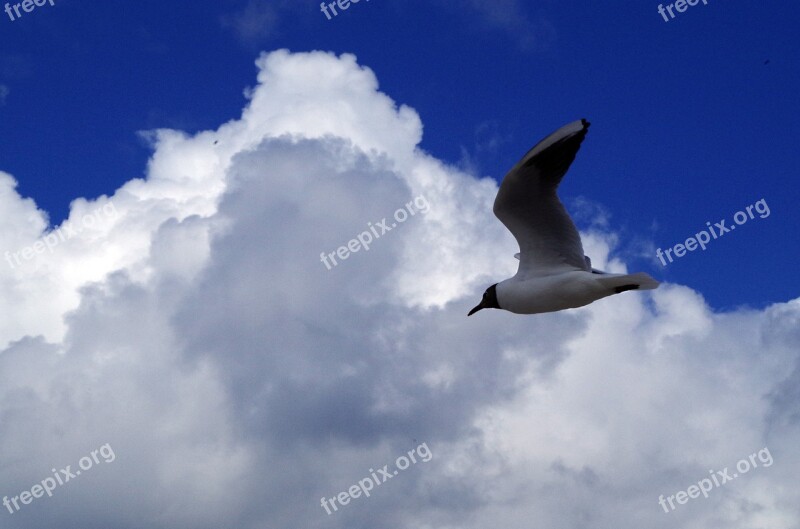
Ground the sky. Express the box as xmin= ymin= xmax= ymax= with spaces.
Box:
xmin=0 ymin=1 xmax=799 ymax=528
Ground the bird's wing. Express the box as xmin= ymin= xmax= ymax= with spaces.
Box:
xmin=493 ymin=119 xmax=590 ymax=278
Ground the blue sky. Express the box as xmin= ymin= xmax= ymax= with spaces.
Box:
xmin=2 ymin=3 xmax=800 ymax=529
xmin=1 ymin=0 xmax=798 ymax=309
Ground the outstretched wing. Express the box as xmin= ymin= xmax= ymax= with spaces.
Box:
xmin=493 ymin=119 xmax=590 ymax=278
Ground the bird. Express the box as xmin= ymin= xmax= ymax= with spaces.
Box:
xmin=468 ymin=119 xmax=659 ymax=316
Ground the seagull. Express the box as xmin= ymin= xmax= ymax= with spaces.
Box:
xmin=468 ymin=119 xmax=659 ymax=316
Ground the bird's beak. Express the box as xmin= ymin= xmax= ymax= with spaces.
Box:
xmin=467 ymin=301 xmax=484 ymax=316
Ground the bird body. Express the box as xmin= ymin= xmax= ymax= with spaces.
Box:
xmin=469 ymin=118 xmax=659 ymax=316
xmin=495 ymin=270 xmax=658 ymax=315
xmin=497 ymin=270 xmax=605 ymax=314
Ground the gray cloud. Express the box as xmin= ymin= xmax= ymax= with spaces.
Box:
xmin=0 ymin=50 xmax=797 ymax=529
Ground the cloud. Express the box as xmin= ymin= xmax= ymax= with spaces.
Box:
xmin=219 ymin=1 xmax=555 ymax=51
xmin=220 ymin=0 xmax=289 ymax=44
xmin=0 ymin=49 xmax=798 ymax=529
xmin=437 ymin=0 xmax=557 ymax=51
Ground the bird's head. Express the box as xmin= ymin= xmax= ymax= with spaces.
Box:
xmin=468 ymin=283 xmax=500 ymax=316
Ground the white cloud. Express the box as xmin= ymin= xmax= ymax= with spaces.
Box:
xmin=0 ymin=50 xmax=798 ymax=529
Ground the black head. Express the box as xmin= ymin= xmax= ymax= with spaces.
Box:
xmin=468 ymin=284 xmax=500 ymax=316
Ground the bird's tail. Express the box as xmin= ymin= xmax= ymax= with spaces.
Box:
xmin=596 ymin=272 xmax=660 ymax=292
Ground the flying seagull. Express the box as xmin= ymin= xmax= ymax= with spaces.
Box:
xmin=468 ymin=119 xmax=659 ymax=316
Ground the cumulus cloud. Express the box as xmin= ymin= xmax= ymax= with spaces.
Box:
xmin=0 ymin=49 xmax=798 ymax=529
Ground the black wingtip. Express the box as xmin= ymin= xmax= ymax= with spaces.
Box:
xmin=581 ymin=118 xmax=591 ymax=129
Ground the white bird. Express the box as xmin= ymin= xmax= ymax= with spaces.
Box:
xmin=468 ymin=119 xmax=659 ymax=316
